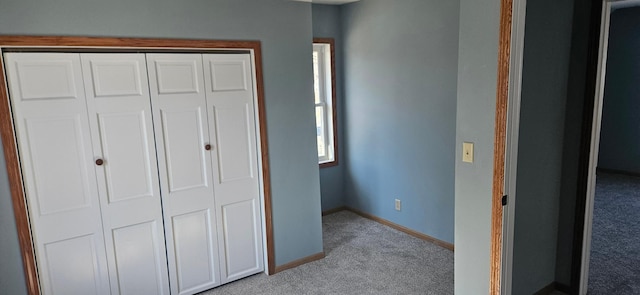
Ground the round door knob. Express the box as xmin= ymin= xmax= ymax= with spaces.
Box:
xmin=205 ymin=144 xmax=212 ymax=151
xmin=95 ymin=159 xmax=104 ymax=166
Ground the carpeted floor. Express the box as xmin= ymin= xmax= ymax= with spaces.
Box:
xmin=199 ymin=210 xmax=453 ymax=295
xmin=588 ymin=172 xmax=640 ymax=294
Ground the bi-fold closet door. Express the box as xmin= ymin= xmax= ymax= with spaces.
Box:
xmin=5 ymin=52 xmax=264 ymax=295
xmin=4 ymin=53 xmax=170 ymax=295
xmin=147 ymin=53 xmax=264 ymax=294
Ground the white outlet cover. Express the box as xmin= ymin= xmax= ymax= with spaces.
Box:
xmin=462 ymin=142 xmax=474 ymax=163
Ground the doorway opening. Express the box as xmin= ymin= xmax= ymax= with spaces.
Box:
xmin=574 ymin=1 xmax=640 ymax=293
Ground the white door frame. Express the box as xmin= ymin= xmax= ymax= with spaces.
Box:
xmin=578 ymin=0 xmax=621 ymax=293
xmin=500 ymin=0 xmax=527 ymax=293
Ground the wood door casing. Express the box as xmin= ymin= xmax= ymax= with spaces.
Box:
xmin=0 ymin=36 xmax=274 ymax=295
xmin=491 ymin=0 xmax=514 ymax=293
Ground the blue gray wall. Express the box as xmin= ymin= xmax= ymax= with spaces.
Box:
xmin=340 ymin=0 xmax=459 ymax=244
xmin=0 ymin=136 xmax=27 ymax=295
xmin=454 ymin=0 xmax=500 ymax=292
xmin=511 ymin=0 xmax=575 ymax=293
xmin=312 ymin=4 xmax=346 ymax=211
xmin=598 ymin=7 xmax=640 ymax=174
xmin=0 ymin=1 xmax=324 ymax=293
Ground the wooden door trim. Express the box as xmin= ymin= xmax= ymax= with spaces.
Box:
xmin=491 ymin=0 xmax=514 ymax=294
xmin=0 ymin=36 xmax=275 ymax=295
xmin=313 ymin=38 xmax=339 ymax=169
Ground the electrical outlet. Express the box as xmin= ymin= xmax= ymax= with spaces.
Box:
xmin=395 ymin=199 xmax=401 ymax=211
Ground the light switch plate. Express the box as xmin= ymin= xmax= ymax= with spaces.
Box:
xmin=463 ymin=142 xmax=474 ymax=163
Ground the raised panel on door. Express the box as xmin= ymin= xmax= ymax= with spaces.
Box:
xmin=220 ymin=200 xmax=261 ymax=279
xmin=147 ymin=53 xmax=222 ymax=294
xmin=24 ymin=116 xmax=93 ymax=215
xmin=3 ymin=53 xmax=110 ymax=295
xmin=172 ymin=210 xmax=217 ymax=293
xmin=211 ymin=104 xmax=254 ymax=183
xmin=203 ymin=54 xmax=264 ymax=283
xmin=81 ymin=54 xmax=169 ymax=295
xmin=160 ymin=108 xmax=208 ymax=193
xmin=96 ymin=111 xmax=154 ymax=203
xmin=111 ymin=221 xmax=166 ymax=295
xmin=44 ymin=235 xmax=105 ymax=295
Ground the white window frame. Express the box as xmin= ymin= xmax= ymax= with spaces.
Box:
xmin=313 ymin=40 xmax=338 ymax=167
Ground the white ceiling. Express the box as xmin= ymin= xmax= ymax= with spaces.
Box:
xmin=292 ymin=0 xmax=360 ymax=5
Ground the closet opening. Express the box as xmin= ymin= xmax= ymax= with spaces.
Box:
xmin=0 ymin=36 xmax=274 ymax=295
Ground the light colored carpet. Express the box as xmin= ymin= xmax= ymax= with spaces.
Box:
xmin=199 ymin=210 xmax=454 ymax=295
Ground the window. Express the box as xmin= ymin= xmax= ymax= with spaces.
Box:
xmin=313 ymin=39 xmax=338 ymax=167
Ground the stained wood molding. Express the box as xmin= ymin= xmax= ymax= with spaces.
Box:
xmin=556 ymin=282 xmax=571 ymax=293
xmin=533 ymin=281 xmax=569 ymax=295
xmin=0 ymin=36 xmax=260 ymax=49
xmin=313 ymin=38 xmax=339 ymax=169
xmin=321 ymin=206 xmax=347 ymax=216
xmin=533 ymin=282 xmax=557 ymax=295
xmin=322 ymin=207 xmax=454 ymax=251
xmin=490 ymin=0 xmax=514 ymax=293
xmin=280 ymin=203 xmax=459 ymax=274
xmin=0 ymin=36 xmax=275 ymax=294
xmin=345 ymin=207 xmax=454 ymax=251
xmin=273 ymin=252 xmax=326 ymax=274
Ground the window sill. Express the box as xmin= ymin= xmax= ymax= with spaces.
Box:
xmin=319 ymin=161 xmax=338 ymax=169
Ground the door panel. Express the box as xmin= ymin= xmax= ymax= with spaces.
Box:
xmin=221 ymin=200 xmax=260 ymax=278
xmin=147 ymin=53 xmax=222 ymax=294
xmin=4 ymin=53 xmax=111 ymax=295
xmin=203 ymin=54 xmax=264 ymax=283
xmin=172 ymin=210 xmax=217 ymax=293
xmin=154 ymin=60 xmax=201 ymax=94
xmin=159 ymin=108 xmax=209 ymax=193
xmin=97 ymin=111 xmax=154 ymax=203
xmin=211 ymin=104 xmax=254 ymax=183
xmin=209 ymin=61 xmax=247 ymax=92
xmin=81 ymin=54 xmax=169 ymax=295
xmin=14 ymin=59 xmax=79 ymax=100
xmin=44 ymin=234 xmax=104 ymax=295
xmin=112 ymin=221 xmax=165 ymax=295
xmin=24 ymin=116 xmax=93 ymax=214
xmin=88 ymin=60 xmax=143 ymax=98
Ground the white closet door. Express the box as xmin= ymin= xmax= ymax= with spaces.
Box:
xmin=146 ymin=53 xmax=222 ymax=295
xmin=4 ymin=53 xmax=111 ymax=295
xmin=81 ymin=54 xmax=170 ymax=295
xmin=203 ymin=54 xmax=264 ymax=283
